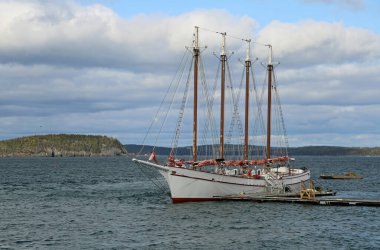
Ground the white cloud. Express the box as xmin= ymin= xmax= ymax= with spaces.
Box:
xmin=277 ymin=62 xmax=380 ymax=106
xmin=0 ymin=1 xmax=379 ymax=147
xmin=303 ymin=0 xmax=365 ymax=10
xmin=0 ymin=2 xmax=257 ymax=70
xmin=256 ymin=20 xmax=380 ymax=66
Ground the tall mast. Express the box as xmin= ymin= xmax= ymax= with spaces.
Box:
xmin=219 ymin=32 xmax=227 ymax=159
xmin=244 ymin=40 xmax=251 ymax=161
xmin=193 ymin=26 xmax=199 ymax=162
xmin=266 ymin=45 xmax=273 ymax=160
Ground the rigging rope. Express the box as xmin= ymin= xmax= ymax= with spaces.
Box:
xmin=170 ymin=56 xmax=193 ymax=155
xmin=200 ymin=56 xmax=220 ymax=159
xmin=249 ymin=64 xmax=265 ymax=159
xmin=199 ymin=54 xmax=218 ymax=159
xmin=154 ymin=52 xmax=192 ymax=150
xmin=225 ymin=59 xmax=244 ymax=159
xmin=137 ymin=50 xmax=191 ymax=155
xmin=197 ymin=26 xmax=252 ymax=44
xmin=137 ymin=27 xmax=289 ymax=162
xmin=252 ymin=65 xmax=268 ymax=159
xmin=197 ymin=26 xmax=271 ymax=49
xmin=135 ymin=161 xmax=169 ymax=194
xmin=272 ymin=69 xmax=289 ymax=156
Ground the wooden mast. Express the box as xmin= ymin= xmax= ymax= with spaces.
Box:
xmin=244 ymin=40 xmax=251 ymax=161
xmin=266 ymin=45 xmax=273 ymax=160
xmin=219 ymin=32 xmax=226 ymax=159
xmin=193 ymin=26 xmax=199 ymax=162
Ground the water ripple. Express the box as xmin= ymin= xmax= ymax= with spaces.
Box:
xmin=0 ymin=156 xmax=379 ymax=249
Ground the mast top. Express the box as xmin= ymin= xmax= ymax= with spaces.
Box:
xmin=220 ymin=32 xmax=227 ymax=56
xmin=245 ymin=39 xmax=251 ymax=62
xmin=266 ymin=44 xmax=273 ymax=65
xmin=193 ymin=26 xmax=199 ymax=50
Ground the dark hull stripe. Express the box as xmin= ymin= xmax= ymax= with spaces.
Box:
xmin=170 ymin=171 xmax=310 ymax=187
xmin=172 ymin=197 xmax=224 ymax=203
xmin=171 ymin=173 xmax=266 ymax=187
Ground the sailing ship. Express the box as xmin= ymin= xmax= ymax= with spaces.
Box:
xmin=133 ymin=26 xmax=310 ymax=203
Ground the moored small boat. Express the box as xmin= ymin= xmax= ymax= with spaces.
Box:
xmin=319 ymin=172 xmax=363 ymax=179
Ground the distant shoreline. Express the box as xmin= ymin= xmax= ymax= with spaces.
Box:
xmin=124 ymin=144 xmax=380 ymax=157
xmin=1 ymin=134 xmax=379 ymax=157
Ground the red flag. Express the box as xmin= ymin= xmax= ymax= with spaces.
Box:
xmin=148 ymin=151 xmax=161 ymax=164
xmin=149 ymin=151 xmax=157 ymax=162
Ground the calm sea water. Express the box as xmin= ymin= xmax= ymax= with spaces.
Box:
xmin=1 ymin=156 xmax=379 ymax=249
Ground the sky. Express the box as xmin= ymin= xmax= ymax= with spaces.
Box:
xmin=0 ymin=0 xmax=380 ymax=147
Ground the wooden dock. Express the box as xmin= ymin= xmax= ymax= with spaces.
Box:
xmin=215 ymin=181 xmax=379 ymax=207
xmin=217 ymin=194 xmax=380 ymax=207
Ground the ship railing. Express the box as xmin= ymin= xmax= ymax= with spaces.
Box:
xmin=264 ymin=172 xmax=284 ymax=194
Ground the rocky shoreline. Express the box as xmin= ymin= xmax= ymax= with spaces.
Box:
xmin=0 ymin=134 xmax=127 ymax=157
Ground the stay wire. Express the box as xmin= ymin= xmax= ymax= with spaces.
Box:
xmin=199 ymin=54 xmax=218 ymax=159
xmin=137 ymin=50 xmax=190 ymax=156
xmin=135 ymin=161 xmax=169 ymax=194
xmin=197 ymin=26 xmax=269 ymax=48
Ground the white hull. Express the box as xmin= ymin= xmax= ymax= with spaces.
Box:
xmin=133 ymin=159 xmax=311 ymax=203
